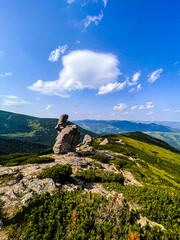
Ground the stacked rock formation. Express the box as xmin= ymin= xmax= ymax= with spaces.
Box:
xmin=53 ymin=114 xmax=80 ymax=154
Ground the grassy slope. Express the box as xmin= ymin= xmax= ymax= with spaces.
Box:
xmin=93 ymin=132 xmax=180 ymax=189
xmin=92 ymin=132 xmax=180 ymax=236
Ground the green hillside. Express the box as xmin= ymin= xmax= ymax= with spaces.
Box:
xmin=0 ymin=110 xmax=97 ymax=154
xmin=0 ymin=137 xmax=48 ymax=155
xmin=146 ymin=132 xmax=180 ymax=151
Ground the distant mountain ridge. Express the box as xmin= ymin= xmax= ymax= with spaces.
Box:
xmin=74 ymin=119 xmax=179 ymax=134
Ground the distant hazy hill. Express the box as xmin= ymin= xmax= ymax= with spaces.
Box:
xmin=74 ymin=119 xmax=179 ymax=134
xmin=74 ymin=119 xmax=180 ymax=150
xmin=0 ymin=110 xmax=97 ymax=154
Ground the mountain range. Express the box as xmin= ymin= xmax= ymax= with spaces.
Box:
xmin=0 ymin=110 xmax=180 ymax=154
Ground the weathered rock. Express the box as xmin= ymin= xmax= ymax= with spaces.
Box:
xmin=21 ymin=192 xmax=33 ymax=205
xmin=77 ymin=145 xmax=95 ymax=156
xmin=53 ymin=124 xmax=80 ymax=154
xmin=83 ymin=134 xmax=93 ymax=146
xmin=55 ymin=114 xmax=69 ymax=132
xmin=99 ymin=138 xmax=109 ymax=145
xmin=7 ymin=180 xmax=17 ymax=186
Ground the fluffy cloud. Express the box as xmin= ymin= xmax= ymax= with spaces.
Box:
xmin=83 ymin=10 xmax=103 ymax=28
xmin=28 ymin=50 xmax=121 ymax=97
xmin=98 ymin=80 xmax=126 ymax=95
xmin=45 ymin=105 xmax=53 ymax=110
xmin=131 ymin=102 xmax=154 ymax=110
xmin=113 ymin=103 xmax=127 ymax=111
xmin=148 ymin=68 xmax=163 ymax=83
xmin=48 ymin=45 xmax=68 ymax=62
xmin=0 ymin=95 xmax=29 ymax=106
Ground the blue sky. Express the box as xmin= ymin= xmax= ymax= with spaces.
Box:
xmin=0 ymin=0 xmax=180 ymax=121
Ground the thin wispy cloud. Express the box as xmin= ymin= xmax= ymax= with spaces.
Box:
xmin=98 ymin=80 xmax=126 ymax=95
xmin=146 ymin=111 xmax=154 ymax=115
xmin=0 ymin=95 xmax=29 ymax=106
xmin=103 ymin=0 xmax=108 ymax=7
xmin=0 ymin=72 xmax=13 ymax=77
xmin=29 ymin=50 xmax=121 ymax=97
xmin=131 ymin=102 xmax=154 ymax=110
xmin=67 ymin=0 xmax=76 ymax=4
xmin=83 ymin=10 xmax=103 ymax=28
xmin=148 ymin=68 xmax=163 ymax=83
xmin=162 ymin=108 xmax=170 ymax=112
xmin=137 ymin=83 xmax=141 ymax=92
xmin=48 ymin=45 xmax=68 ymax=62
xmin=174 ymin=110 xmax=180 ymax=113
xmin=113 ymin=103 xmax=127 ymax=111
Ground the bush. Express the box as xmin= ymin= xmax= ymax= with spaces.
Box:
xmin=0 ymin=153 xmax=54 ymax=166
xmin=37 ymin=164 xmax=72 ymax=183
xmin=76 ymin=169 xmax=124 ymax=184
xmin=88 ymin=154 xmax=110 ymax=163
xmin=8 ymin=190 xmax=167 ymax=240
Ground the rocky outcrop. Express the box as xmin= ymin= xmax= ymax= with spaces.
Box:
xmin=83 ymin=134 xmax=93 ymax=146
xmin=99 ymin=138 xmax=109 ymax=145
xmin=53 ymin=114 xmax=80 ymax=154
xmin=76 ymin=134 xmax=95 ymax=156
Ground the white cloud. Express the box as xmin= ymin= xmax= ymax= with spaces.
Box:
xmin=148 ymin=68 xmax=163 ymax=83
xmin=103 ymin=0 xmax=108 ymax=7
xmin=131 ymin=102 xmax=154 ymax=110
xmin=132 ymin=71 xmax=141 ymax=82
xmin=98 ymin=80 xmax=126 ymax=95
xmin=83 ymin=10 xmax=103 ymax=28
xmin=45 ymin=105 xmax=53 ymax=110
xmin=146 ymin=111 xmax=154 ymax=115
xmin=137 ymin=83 xmax=141 ymax=92
xmin=28 ymin=50 xmax=121 ymax=97
xmin=0 ymin=95 xmax=29 ymax=106
xmin=174 ymin=110 xmax=180 ymax=113
xmin=48 ymin=45 xmax=68 ymax=62
xmin=162 ymin=108 xmax=170 ymax=112
xmin=113 ymin=103 xmax=127 ymax=111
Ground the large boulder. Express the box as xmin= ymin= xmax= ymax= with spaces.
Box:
xmin=53 ymin=117 xmax=80 ymax=154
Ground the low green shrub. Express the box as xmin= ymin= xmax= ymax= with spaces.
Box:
xmin=0 ymin=153 xmax=54 ymax=166
xmin=76 ymin=169 xmax=124 ymax=184
xmin=37 ymin=164 xmax=72 ymax=183
xmin=88 ymin=154 xmax=110 ymax=163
